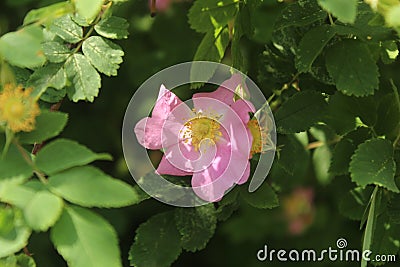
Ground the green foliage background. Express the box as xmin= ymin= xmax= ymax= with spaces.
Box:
xmin=0 ymin=0 xmax=400 ymax=266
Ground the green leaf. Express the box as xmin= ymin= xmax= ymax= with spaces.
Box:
xmin=48 ymin=166 xmax=139 ymax=208
xmin=188 ymin=0 xmax=239 ymax=33
xmin=35 ymin=139 xmax=111 ymax=175
xmin=325 ymin=40 xmax=379 ymax=97
xmin=350 ymin=139 xmax=398 ymax=192
xmin=24 ymin=191 xmax=63 ymax=231
xmin=51 ymin=205 xmax=122 ymax=267
xmin=174 ymin=204 xmax=217 ymax=252
xmin=240 ymin=182 xmax=279 ymax=209
xmin=295 ymin=25 xmax=335 ymax=73
xmin=0 ymin=182 xmax=35 ymax=209
xmin=40 ymin=87 xmax=67 ymax=103
xmin=275 ymin=91 xmax=327 ymax=134
xmin=0 ymin=25 xmax=45 ymax=68
xmin=324 ymin=92 xmax=357 ymax=135
xmin=129 ymin=212 xmax=182 ymax=267
xmin=375 ymin=93 xmax=400 ymax=138
xmin=274 ymin=134 xmax=310 ymax=179
xmin=27 ymin=63 xmax=67 ymax=98
xmin=0 ymin=208 xmax=31 ymax=258
xmin=65 ymin=53 xmax=101 ymax=102
xmin=329 ymin=138 xmax=356 ymax=175
xmin=190 ymin=27 xmax=230 ymax=88
xmin=18 ymin=110 xmax=68 ymax=144
xmin=318 ymin=0 xmax=357 ymax=23
xmin=42 ymin=41 xmax=71 ymax=63
xmin=49 ymin=15 xmax=82 ymax=44
xmin=82 ymin=36 xmax=124 ymax=76
xmin=0 ymin=136 xmax=33 ymax=180
xmin=94 ymin=16 xmax=129 ymax=39
xmin=339 ymin=187 xmax=372 ymax=221
xmin=15 ymin=254 xmax=36 ymax=267
xmin=329 ymin=127 xmax=371 ymax=175
xmin=1 ymin=181 xmax=63 ymax=232
xmin=313 ymin=145 xmax=333 ymax=185
xmin=74 ymin=0 xmax=103 ymax=23
xmin=23 ymin=2 xmax=74 ymax=26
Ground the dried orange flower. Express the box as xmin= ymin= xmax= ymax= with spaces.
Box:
xmin=0 ymin=84 xmax=40 ymax=132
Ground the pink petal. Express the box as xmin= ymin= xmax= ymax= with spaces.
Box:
xmin=236 ymin=161 xmax=250 ymax=185
xmin=152 ymin=84 xmax=183 ymax=121
xmin=134 ymin=117 xmax=164 ymax=150
xmin=230 ymin=99 xmax=255 ymax=124
xmin=192 ymin=73 xmax=247 ymax=108
xmin=191 ymin=142 xmax=250 ymax=202
xmin=156 ymin=154 xmax=192 ymax=176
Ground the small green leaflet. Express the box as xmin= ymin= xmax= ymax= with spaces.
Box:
xmin=0 ymin=253 xmax=37 ymax=267
xmin=318 ymin=0 xmax=358 ymax=23
xmin=188 ymin=0 xmax=239 ymax=33
xmin=0 ymin=25 xmax=45 ymax=68
xmin=35 ymin=138 xmax=111 ymax=175
xmin=129 ymin=212 xmax=182 ymax=267
xmin=74 ymin=0 xmax=103 ymax=23
xmin=42 ymin=41 xmax=71 ymax=63
xmin=325 ymin=40 xmax=379 ymax=97
xmin=23 ymin=2 xmax=74 ymax=26
xmin=17 ymin=110 xmax=68 ymax=144
xmin=240 ymin=182 xmax=279 ymax=209
xmin=82 ymin=36 xmax=124 ymax=76
xmin=48 ymin=166 xmax=140 ymax=208
xmin=174 ymin=205 xmax=217 ymax=252
xmin=51 ymin=206 xmax=122 ymax=267
xmin=49 ymin=15 xmax=82 ymax=44
xmin=295 ymin=24 xmax=336 ymax=73
xmin=350 ymin=139 xmax=398 ymax=192
xmin=1 ymin=182 xmax=64 ymax=232
xmin=27 ymin=63 xmax=67 ymax=98
xmin=24 ymin=190 xmax=63 ymax=232
xmin=94 ymin=16 xmax=129 ymax=39
xmin=0 ymin=208 xmax=31 ymax=258
xmin=65 ymin=53 xmax=101 ymax=102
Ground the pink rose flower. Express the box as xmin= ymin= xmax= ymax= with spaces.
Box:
xmin=134 ymin=74 xmax=256 ymax=201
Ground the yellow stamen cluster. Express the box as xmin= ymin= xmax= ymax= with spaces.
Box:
xmin=247 ymin=118 xmax=266 ymax=158
xmin=181 ymin=113 xmax=222 ymax=151
xmin=0 ymin=84 xmax=40 ymax=132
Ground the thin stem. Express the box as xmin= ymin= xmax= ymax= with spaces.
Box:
xmin=267 ymin=93 xmax=276 ymax=104
xmin=14 ymin=141 xmax=48 ymax=184
xmin=328 ymin=13 xmax=335 ymax=25
xmin=23 ymin=246 xmax=32 ymax=256
xmin=72 ymin=13 xmax=103 ymax=55
xmin=1 ymin=128 xmax=13 ymax=159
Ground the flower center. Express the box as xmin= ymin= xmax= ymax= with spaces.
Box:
xmin=181 ymin=116 xmax=222 ymax=151
xmin=5 ymin=100 xmax=25 ymax=120
xmin=247 ymin=118 xmax=263 ymax=157
xmin=0 ymin=85 xmax=40 ymax=132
